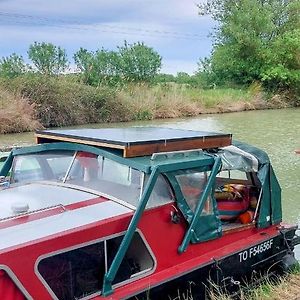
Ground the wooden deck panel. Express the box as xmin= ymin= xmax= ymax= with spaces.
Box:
xmin=35 ymin=128 xmax=232 ymax=158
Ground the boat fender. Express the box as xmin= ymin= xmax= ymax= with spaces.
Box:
xmin=280 ymin=253 xmax=299 ymax=272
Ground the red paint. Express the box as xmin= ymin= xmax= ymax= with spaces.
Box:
xmin=0 ymin=201 xmax=283 ymax=299
xmin=0 ymin=270 xmax=25 ymax=300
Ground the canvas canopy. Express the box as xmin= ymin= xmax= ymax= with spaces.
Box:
xmin=173 ymin=140 xmax=282 ymax=245
xmin=218 ymin=145 xmax=259 ymax=172
xmin=231 ymin=141 xmax=282 ymax=228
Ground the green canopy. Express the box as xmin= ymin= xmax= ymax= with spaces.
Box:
xmin=233 ymin=141 xmax=282 ymax=228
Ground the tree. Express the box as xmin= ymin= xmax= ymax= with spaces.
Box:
xmin=74 ymin=48 xmax=121 ymax=86
xmin=74 ymin=42 xmax=162 ymax=85
xmin=28 ymin=42 xmax=69 ymax=75
xmin=93 ymin=49 xmax=121 ymax=85
xmin=118 ymin=41 xmax=162 ymax=82
xmin=73 ymin=48 xmax=94 ymax=84
xmin=0 ymin=53 xmax=26 ymax=78
xmin=198 ymin=0 xmax=300 ymax=92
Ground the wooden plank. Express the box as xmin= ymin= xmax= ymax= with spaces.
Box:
xmin=223 ymin=223 xmax=255 ymax=235
xmin=35 ymin=134 xmax=125 ymax=150
xmin=123 ymin=136 xmax=232 ymax=157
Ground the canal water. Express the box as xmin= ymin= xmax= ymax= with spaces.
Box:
xmin=1 ymin=108 xmax=299 ymax=255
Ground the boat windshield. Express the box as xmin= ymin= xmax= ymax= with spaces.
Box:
xmin=9 ymin=150 xmax=174 ymax=208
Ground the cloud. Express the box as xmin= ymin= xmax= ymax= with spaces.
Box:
xmin=0 ymin=0 xmax=214 ymax=73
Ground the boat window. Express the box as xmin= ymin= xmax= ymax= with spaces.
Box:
xmin=12 ymin=155 xmax=43 ymax=183
xmin=11 ymin=151 xmax=75 ymax=184
xmin=175 ymin=170 xmax=213 ymax=215
xmin=65 ymin=153 xmax=142 ymax=206
xmin=38 ymin=232 xmax=154 ymax=300
xmin=107 ymin=232 xmax=154 ymax=284
xmin=38 ymin=242 xmax=105 ymax=300
xmin=215 ymin=170 xmax=259 ymax=225
xmin=144 ymin=174 xmax=174 ymax=208
xmin=217 ymin=170 xmax=248 ymax=181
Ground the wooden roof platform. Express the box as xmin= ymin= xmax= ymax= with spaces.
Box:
xmin=35 ymin=127 xmax=232 ymax=158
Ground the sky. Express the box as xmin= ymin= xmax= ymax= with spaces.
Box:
xmin=0 ymin=0 xmax=215 ymax=74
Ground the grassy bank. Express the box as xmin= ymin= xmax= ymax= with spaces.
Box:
xmin=0 ymin=75 xmax=292 ymax=134
xmin=208 ymin=271 xmax=300 ymax=300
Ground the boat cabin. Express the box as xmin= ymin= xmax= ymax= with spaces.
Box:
xmin=0 ymin=127 xmax=298 ymax=300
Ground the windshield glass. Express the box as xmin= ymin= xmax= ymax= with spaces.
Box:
xmin=10 ymin=150 xmax=174 ymax=208
xmin=11 ymin=151 xmax=74 ymax=183
xmin=65 ymin=151 xmax=142 ymax=205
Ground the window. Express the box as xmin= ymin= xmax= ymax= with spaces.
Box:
xmin=145 ymin=174 xmax=174 ymax=208
xmin=217 ymin=170 xmax=248 ymax=181
xmin=107 ymin=233 xmax=154 ymax=284
xmin=10 ymin=150 xmax=174 ymax=210
xmin=39 ymin=242 xmax=104 ymax=300
xmin=65 ymin=153 xmax=143 ymax=206
xmin=12 ymin=156 xmax=43 ymax=183
xmin=11 ymin=151 xmax=74 ymax=184
xmin=38 ymin=232 xmax=154 ymax=300
xmin=175 ymin=170 xmax=213 ymax=215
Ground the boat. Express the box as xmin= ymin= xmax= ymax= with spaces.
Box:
xmin=0 ymin=127 xmax=299 ymax=300
xmin=0 ymin=151 xmax=9 ymax=169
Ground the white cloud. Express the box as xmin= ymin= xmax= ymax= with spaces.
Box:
xmin=0 ymin=0 xmax=214 ymax=73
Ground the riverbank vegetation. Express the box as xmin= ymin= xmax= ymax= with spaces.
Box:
xmin=208 ymin=271 xmax=300 ymax=300
xmin=0 ymin=0 xmax=299 ymax=134
xmin=0 ymin=75 xmax=285 ymax=133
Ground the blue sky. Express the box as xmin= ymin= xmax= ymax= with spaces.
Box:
xmin=0 ymin=0 xmax=215 ymax=74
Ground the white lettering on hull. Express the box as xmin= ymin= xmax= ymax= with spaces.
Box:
xmin=238 ymin=239 xmax=273 ymax=262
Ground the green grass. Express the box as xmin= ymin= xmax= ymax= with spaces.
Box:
xmin=186 ymin=88 xmax=252 ymax=108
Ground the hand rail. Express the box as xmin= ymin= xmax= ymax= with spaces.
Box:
xmin=0 ymin=204 xmax=66 ymax=222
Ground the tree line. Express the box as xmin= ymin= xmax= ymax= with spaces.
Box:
xmin=0 ymin=41 xmax=162 ymax=85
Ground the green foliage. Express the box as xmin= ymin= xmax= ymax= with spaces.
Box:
xmin=153 ymin=73 xmax=176 ymax=84
xmin=153 ymin=72 xmax=212 ymax=89
xmin=28 ymin=42 xmax=69 ymax=75
xmin=261 ymin=29 xmax=300 ymax=98
xmin=0 ymin=53 xmax=26 ymax=78
xmin=74 ymin=48 xmax=121 ymax=86
xmin=198 ymin=0 xmax=300 ymax=97
xmin=74 ymin=41 xmax=162 ymax=86
xmin=73 ymin=47 xmax=93 ymax=83
xmin=118 ymin=41 xmax=162 ymax=82
xmin=2 ymin=74 xmax=118 ymax=127
xmin=175 ymin=72 xmax=191 ymax=84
